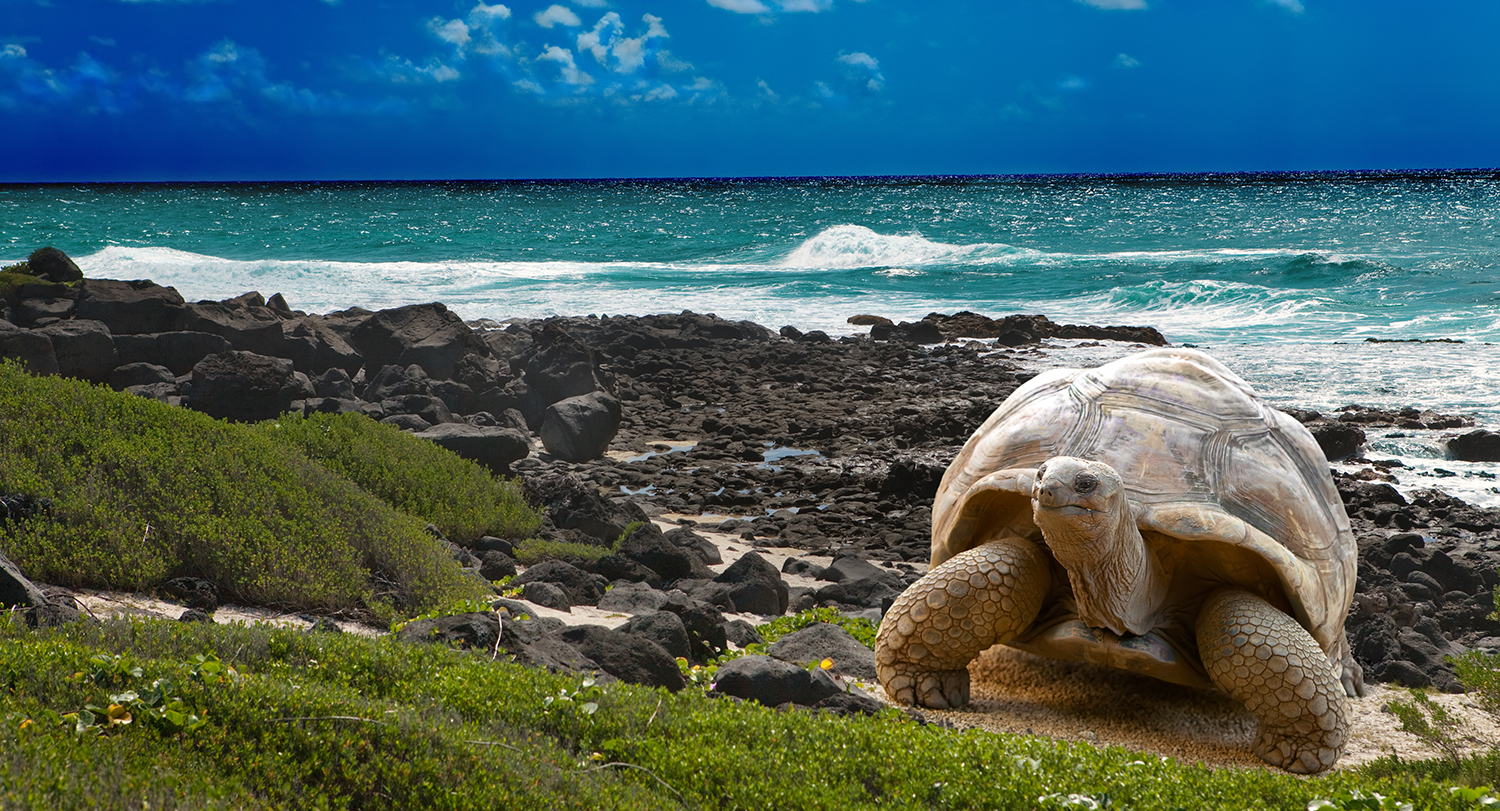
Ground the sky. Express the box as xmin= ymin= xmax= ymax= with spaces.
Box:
xmin=2 ymin=0 xmax=1498 ymax=181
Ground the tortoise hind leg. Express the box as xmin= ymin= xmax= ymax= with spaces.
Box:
xmin=875 ymin=537 xmax=1050 ymax=709
xmin=1196 ymin=589 xmax=1348 ymax=774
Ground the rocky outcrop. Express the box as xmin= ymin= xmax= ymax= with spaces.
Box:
xmin=540 ymin=391 xmax=622 ymax=462
xmin=185 ymin=351 xmax=299 ymax=422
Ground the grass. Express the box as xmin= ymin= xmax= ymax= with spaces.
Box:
xmin=0 ymin=616 xmax=1494 ymax=811
xmin=255 ymin=412 xmax=539 ymax=543
xmin=0 ymin=362 xmax=498 ymax=618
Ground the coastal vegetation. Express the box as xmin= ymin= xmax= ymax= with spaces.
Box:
xmin=4 ymin=615 xmax=1500 ymax=810
xmin=0 ymin=362 xmax=503 ymax=618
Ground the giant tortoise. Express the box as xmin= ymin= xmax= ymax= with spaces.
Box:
xmin=874 ymin=347 xmax=1362 ymax=773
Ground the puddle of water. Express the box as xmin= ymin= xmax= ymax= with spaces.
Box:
xmin=620 ymin=441 xmax=698 ymax=463
xmin=762 ymin=443 xmax=824 ymax=463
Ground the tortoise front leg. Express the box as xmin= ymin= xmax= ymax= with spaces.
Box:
xmin=1196 ymin=589 xmax=1348 ymax=774
xmin=875 ymin=537 xmax=1050 ymax=709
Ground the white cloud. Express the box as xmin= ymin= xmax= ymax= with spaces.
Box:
xmin=1268 ymin=0 xmax=1305 ymax=13
xmin=535 ymin=5 xmax=582 ymax=28
xmin=706 ymin=0 xmax=770 ymax=12
xmin=756 ymin=78 xmax=779 ymax=102
xmin=1113 ymin=53 xmax=1141 ymax=69
xmin=375 ymin=55 xmax=462 ymax=84
xmin=89 ymin=36 xmax=117 ymax=47
xmin=837 ymin=52 xmax=877 ymax=71
xmin=428 ymin=18 xmax=471 ymax=49
xmin=776 ymin=0 xmax=832 ymax=11
xmin=641 ymin=83 xmax=676 ymax=101
xmin=537 ymin=44 xmax=592 ymax=84
xmin=574 ymin=0 xmax=609 ymax=6
xmin=470 ymin=2 xmax=510 ymax=22
xmin=1075 ymin=0 xmax=1147 ymax=9
xmin=1058 ymin=76 xmax=1088 ymax=91
xmin=576 ymin=12 xmax=668 ymax=74
xmin=1 ymin=44 xmax=26 ymax=59
xmin=836 ymin=50 xmax=884 ymax=92
xmin=656 ymin=50 xmax=692 ymax=72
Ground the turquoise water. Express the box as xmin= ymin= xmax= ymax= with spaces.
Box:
xmin=2 ymin=172 xmax=1498 ymax=503
xmin=3 ymin=172 xmax=1497 ymax=344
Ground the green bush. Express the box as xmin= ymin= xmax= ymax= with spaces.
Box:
xmin=257 ymin=412 xmax=539 ymax=543
xmin=513 ymin=537 xmax=614 ymax=565
xmin=0 ymin=616 xmax=1493 ymax=811
xmin=0 ymin=363 xmax=487 ymax=616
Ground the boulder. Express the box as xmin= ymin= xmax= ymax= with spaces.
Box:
xmin=618 ymin=611 xmax=692 ymax=661
xmin=723 ymin=619 xmax=764 ymax=648
xmin=157 ymin=331 xmax=233 ymax=375
xmin=161 ymin=577 xmax=218 ymax=612
xmin=519 ymin=321 xmax=609 ymax=424
xmin=382 ymin=394 xmax=456 ymax=426
xmin=596 ymin=581 xmax=670 ymax=614
xmin=1306 ymin=419 xmax=1366 ymax=461
xmin=414 ymin=423 xmax=530 ymax=473
xmin=75 ymin=279 xmax=186 ymax=334
xmin=478 ymin=551 xmax=518 ymax=582
xmin=1448 ymin=430 xmax=1500 ymax=463
xmin=12 ymin=294 xmax=76 ymax=325
xmin=817 ymin=553 xmax=901 ymax=587
xmin=556 ymin=625 xmax=684 ymax=690
xmin=281 ymin=316 xmax=363 ymax=376
xmin=108 ymin=362 xmax=175 ymax=390
xmin=767 ymin=622 xmax=878 ymax=681
xmin=36 ymin=319 xmax=117 ymax=382
xmin=513 ymin=559 xmax=601 ymax=606
xmin=0 ymin=320 xmax=59 ymax=375
xmin=26 ymin=247 xmax=83 ymax=283
xmin=185 ymin=351 xmax=299 ymax=422
xmin=182 ymin=301 xmax=285 ymax=357
xmin=666 ymin=526 xmax=722 ymax=565
xmin=314 ymin=368 xmax=356 ymax=400
xmin=815 ymin=578 xmax=899 ymax=610
xmin=618 ymin=522 xmax=700 ymax=582
xmin=363 ymin=363 xmax=434 ymax=401
xmin=714 ymin=551 xmax=790 ymax=616
xmin=0 ymin=550 xmax=50 ymax=609
xmin=397 ymin=612 xmax=500 ymax=650
xmin=523 ymin=472 xmax=644 ymax=543
xmin=710 ymin=655 xmax=841 ymax=707
xmin=540 ymin=391 xmax=622 ymax=462
xmin=349 ymin=302 xmax=478 ymax=380
xmin=520 ymin=581 xmax=571 ymax=611
xmin=382 ymin=414 xmax=432 ymax=432
xmin=587 ymin=554 xmax=665 ymax=590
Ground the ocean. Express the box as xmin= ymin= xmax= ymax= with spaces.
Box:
xmin=2 ymin=171 xmax=1497 ymax=505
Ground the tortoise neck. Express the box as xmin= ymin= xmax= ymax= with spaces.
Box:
xmin=1036 ymin=501 xmax=1166 ymax=637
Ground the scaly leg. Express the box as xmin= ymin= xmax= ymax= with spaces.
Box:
xmin=1196 ymin=589 xmax=1348 ymax=774
xmin=875 ymin=537 xmax=1050 ymax=709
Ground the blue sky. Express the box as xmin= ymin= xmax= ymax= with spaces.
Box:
xmin=2 ymin=0 xmax=1497 ymax=180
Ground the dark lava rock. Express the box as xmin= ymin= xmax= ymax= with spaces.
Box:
xmin=350 ymin=302 xmax=480 ymax=381
xmin=711 ymin=655 xmax=841 ymax=707
xmin=619 ymin=522 xmax=700 ymax=582
xmin=619 ymin=610 xmax=692 ymax=661
xmin=812 ymin=691 xmax=885 ymax=717
xmin=0 ymin=320 xmax=59 ymax=375
xmin=715 ymin=552 xmax=790 ymax=616
xmin=186 ymin=351 xmax=298 ymax=422
xmin=723 ymin=619 xmax=765 ymax=648
xmin=513 ymin=559 xmax=601 ymax=606
xmin=0 ymin=550 xmax=49 ymax=609
xmin=587 ymin=554 xmax=665 ymax=590
xmin=596 ymin=581 xmax=670 ymax=614
xmin=162 ymin=577 xmax=218 ymax=612
xmin=27 ymin=246 xmax=83 ymax=284
xmin=397 ymin=612 xmax=500 ymax=650
xmin=524 ymin=472 xmax=643 ymax=543
xmin=76 ymin=278 xmax=186 ymax=335
xmin=183 ymin=300 xmax=285 ymax=358
xmin=1448 ymin=430 xmax=1500 ymax=462
xmin=478 ymin=551 xmax=518 ymax=581
xmin=767 ymin=622 xmax=878 ymax=681
xmin=520 ymin=581 xmax=571 ymax=611
xmin=557 ymin=625 xmax=684 ymax=690
xmin=540 ymin=391 xmax=622 ymax=462
xmin=178 ymin=608 xmax=215 ymax=623
xmin=36 ymin=319 xmax=117 ymax=383
xmin=1305 ymin=419 xmax=1366 ymax=461
xmin=415 ymin=423 xmax=530 ymax=473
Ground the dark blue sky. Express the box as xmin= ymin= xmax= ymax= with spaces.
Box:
xmin=3 ymin=0 xmax=1497 ymax=181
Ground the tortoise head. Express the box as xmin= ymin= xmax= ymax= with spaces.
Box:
xmin=1032 ymin=456 xmax=1126 ymax=524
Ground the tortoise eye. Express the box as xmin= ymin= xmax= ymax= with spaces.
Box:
xmin=1035 ymin=462 xmax=1048 ymax=479
xmin=1074 ymin=472 xmax=1098 ymax=494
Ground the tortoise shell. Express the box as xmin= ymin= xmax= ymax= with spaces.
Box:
xmin=931 ymin=348 xmax=1356 ymax=664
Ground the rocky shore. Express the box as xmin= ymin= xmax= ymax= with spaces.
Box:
xmin=3 ymin=247 xmax=1500 ymax=712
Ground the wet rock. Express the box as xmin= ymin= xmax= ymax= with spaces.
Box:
xmin=1448 ymin=430 xmax=1500 ymax=463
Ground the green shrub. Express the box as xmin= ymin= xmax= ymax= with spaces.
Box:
xmin=513 ymin=537 xmax=613 ymax=565
xmin=756 ymin=607 xmax=879 ymax=649
xmin=0 ymin=363 xmax=486 ymax=616
xmin=257 ymin=412 xmax=540 ymax=543
xmin=1 ymin=616 xmax=1496 ymax=811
